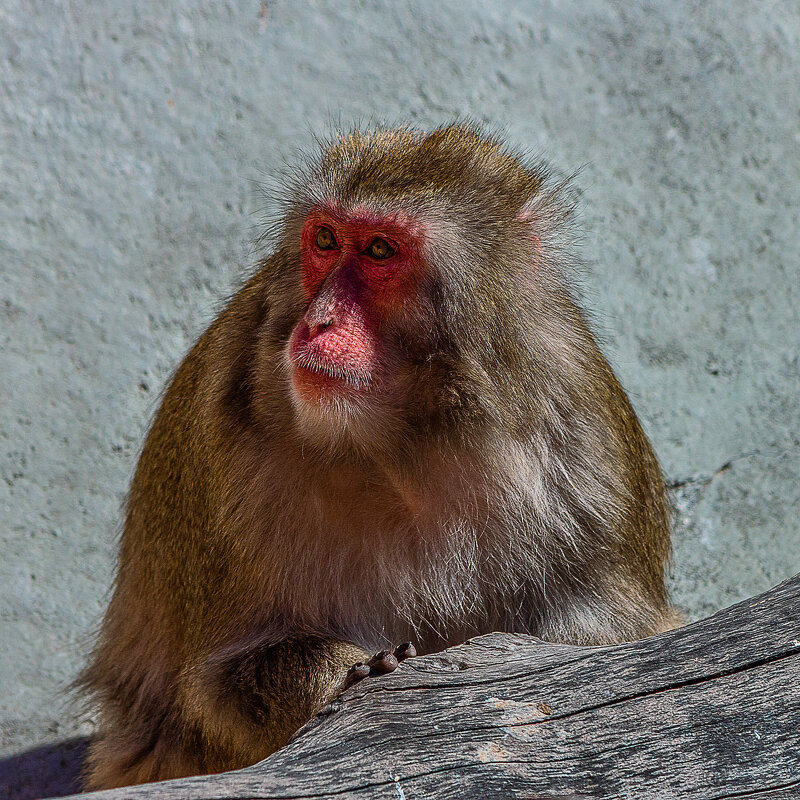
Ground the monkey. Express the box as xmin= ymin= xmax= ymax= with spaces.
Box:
xmin=79 ymin=124 xmax=681 ymax=789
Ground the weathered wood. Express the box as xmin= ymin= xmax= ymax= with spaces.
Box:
xmin=60 ymin=575 xmax=800 ymax=799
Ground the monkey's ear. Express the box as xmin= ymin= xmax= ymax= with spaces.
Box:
xmin=516 ymin=206 xmax=543 ymax=255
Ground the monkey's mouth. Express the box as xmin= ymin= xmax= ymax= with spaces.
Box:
xmin=286 ymin=321 xmax=377 ymax=404
xmin=293 ymin=354 xmax=371 ymax=390
xmin=287 ymin=342 xmax=373 ymax=403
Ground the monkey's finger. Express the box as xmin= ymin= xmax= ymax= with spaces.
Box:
xmin=394 ymin=642 xmax=417 ymax=661
xmin=343 ymin=662 xmax=370 ymax=688
xmin=366 ymin=650 xmax=389 ymax=666
xmin=367 ymin=651 xmax=398 ymax=674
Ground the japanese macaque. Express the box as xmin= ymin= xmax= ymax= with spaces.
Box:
xmin=81 ymin=124 xmax=680 ymax=789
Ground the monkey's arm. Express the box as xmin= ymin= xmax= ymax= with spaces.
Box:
xmin=177 ymin=636 xmax=369 ymax=772
xmin=84 ymin=635 xmax=368 ymax=790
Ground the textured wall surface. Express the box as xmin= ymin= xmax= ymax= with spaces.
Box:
xmin=1 ymin=0 xmax=798 ymax=794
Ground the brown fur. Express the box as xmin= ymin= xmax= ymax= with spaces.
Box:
xmin=80 ymin=124 xmax=679 ymax=789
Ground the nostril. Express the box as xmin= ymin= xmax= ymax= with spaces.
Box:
xmin=308 ymin=317 xmax=335 ymax=339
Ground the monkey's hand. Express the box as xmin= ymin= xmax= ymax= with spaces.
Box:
xmin=342 ymin=642 xmax=416 ymax=689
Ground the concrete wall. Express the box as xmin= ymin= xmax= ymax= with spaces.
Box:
xmin=1 ymin=0 xmax=798 ymax=792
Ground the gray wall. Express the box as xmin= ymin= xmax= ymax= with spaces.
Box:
xmin=1 ymin=0 xmax=798 ymax=788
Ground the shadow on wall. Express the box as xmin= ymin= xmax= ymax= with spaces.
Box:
xmin=0 ymin=737 xmax=87 ymax=800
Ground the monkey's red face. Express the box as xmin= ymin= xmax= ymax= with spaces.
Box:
xmin=287 ymin=207 xmax=426 ymax=409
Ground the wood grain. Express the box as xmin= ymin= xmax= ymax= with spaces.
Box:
xmin=59 ymin=574 xmax=800 ymax=799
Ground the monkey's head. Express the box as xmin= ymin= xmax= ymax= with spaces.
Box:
xmin=262 ymin=125 xmax=576 ymax=453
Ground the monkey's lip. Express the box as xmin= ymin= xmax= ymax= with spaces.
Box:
xmin=291 ymin=355 xmax=372 ymax=394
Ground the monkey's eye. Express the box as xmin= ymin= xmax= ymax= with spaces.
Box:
xmin=315 ymin=227 xmax=338 ymax=250
xmin=366 ymin=238 xmax=395 ymax=260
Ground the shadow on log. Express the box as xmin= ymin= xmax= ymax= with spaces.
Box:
xmin=55 ymin=575 xmax=800 ymax=799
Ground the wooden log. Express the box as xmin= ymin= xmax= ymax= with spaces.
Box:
xmin=60 ymin=574 xmax=800 ymax=799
